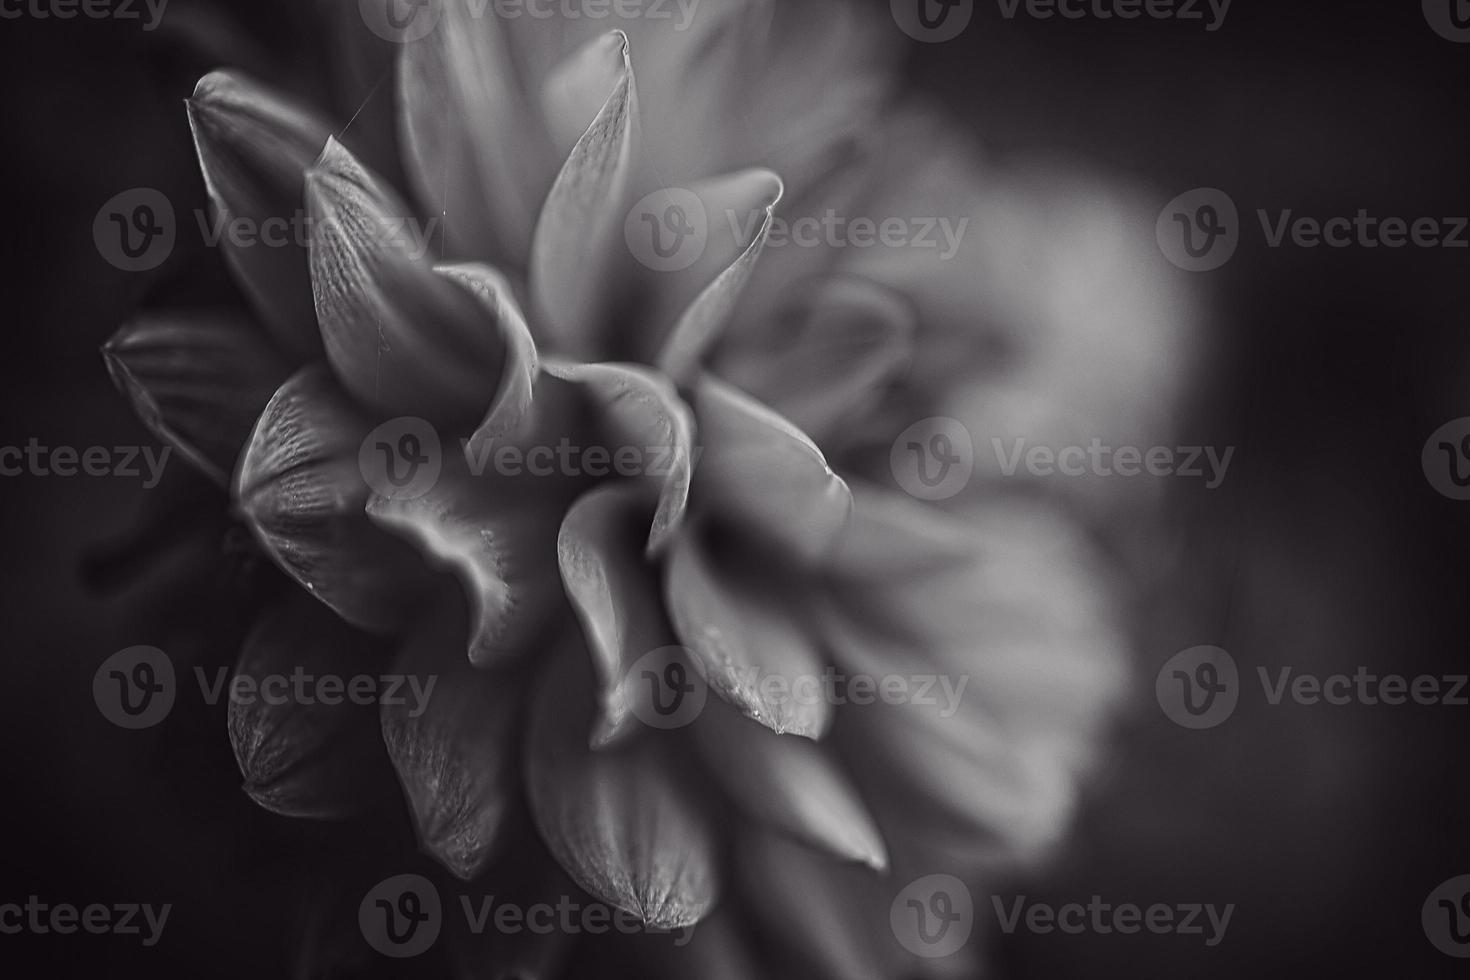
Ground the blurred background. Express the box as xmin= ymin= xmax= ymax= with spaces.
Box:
xmin=1 ymin=0 xmax=1468 ymax=975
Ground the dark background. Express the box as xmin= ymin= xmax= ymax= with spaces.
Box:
xmin=1 ymin=0 xmax=1468 ymax=975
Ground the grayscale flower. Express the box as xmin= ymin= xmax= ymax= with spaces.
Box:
xmin=103 ymin=1 xmax=1185 ymax=975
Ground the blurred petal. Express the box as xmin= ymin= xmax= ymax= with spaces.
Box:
xmin=642 ymin=906 xmax=770 ymax=980
xmin=656 ymin=171 xmax=783 ymax=384
xmin=693 ymin=698 xmax=886 ymax=870
xmin=557 ymin=483 xmax=674 ymax=748
xmin=741 ymin=832 xmax=980 ymax=980
xmin=103 ymin=310 xmax=289 ymax=486
xmin=397 ymin=0 xmax=552 ymax=266
xmin=235 ymin=365 xmax=432 ymax=631
xmin=821 ymin=493 xmax=1127 ymax=860
xmin=715 ymin=277 xmax=916 ymax=447
xmin=544 ymin=360 xmax=693 ymax=555
xmin=305 ymin=137 xmax=504 ymax=423
xmin=382 ymin=594 xmax=524 ymax=880
xmin=530 ymin=31 xmax=639 ymax=358
xmin=664 ymin=532 xmax=830 ymax=739
xmin=228 ymin=591 xmax=394 ymax=818
xmin=525 ymin=646 xmax=719 ymax=929
xmin=187 ymin=70 xmax=333 ymax=358
xmin=827 ymin=481 xmax=981 ymax=578
xmin=692 ymin=375 xmax=851 ymax=564
xmin=366 ymin=462 xmax=564 ymax=668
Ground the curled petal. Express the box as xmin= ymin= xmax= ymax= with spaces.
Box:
xmin=228 ymin=592 xmax=395 ymax=818
xmin=398 ymin=0 xmax=552 ymax=266
xmin=715 ymin=277 xmax=916 ymax=447
xmin=382 ymin=594 xmax=524 ymax=880
xmin=544 ymin=360 xmax=693 ymax=555
xmin=366 ymin=460 xmax=565 ymax=668
xmin=235 ymin=366 xmax=432 ymax=631
xmin=187 ymin=70 xmax=333 ymax=357
xmin=103 ymin=310 xmax=289 ymax=486
xmin=530 ymin=31 xmax=640 ymax=358
xmin=525 ymin=646 xmax=720 ymax=930
xmin=305 ymin=137 xmax=504 ymax=424
xmin=541 ymin=29 xmax=632 ymax=157
xmin=693 ymin=698 xmax=886 ymax=870
xmin=436 ymin=262 xmax=541 ymax=458
xmin=664 ymin=532 xmax=831 ymax=739
xmin=656 ymin=170 xmax=784 ymax=384
xmin=557 ymin=483 xmax=675 ymax=748
xmin=692 ymin=375 xmax=851 ymax=564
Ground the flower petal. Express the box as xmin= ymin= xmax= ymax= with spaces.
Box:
xmin=397 ymin=0 xmax=553 ymax=267
xmin=529 ymin=31 xmax=639 ymax=359
xmin=305 ymin=137 xmax=504 ymax=424
xmin=381 ymin=594 xmax=525 ymax=880
xmin=714 ymin=277 xmax=916 ymax=447
xmin=525 ymin=644 xmax=720 ymax=930
xmin=187 ymin=70 xmax=334 ymax=358
xmin=544 ymin=360 xmax=693 ymax=555
xmin=435 ymin=262 xmax=541 ymax=459
xmin=228 ymin=592 xmax=395 ymax=818
xmin=655 ymin=171 xmax=783 ymax=384
xmin=541 ymin=29 xmax=631 ymax=158
xmin=826 ymin=480 xmax=983 ymax=578
xmin=235 ymin=366 xmax=432 ymax=631
xmin=820 ymin=496 xmax=1128 ymax=861
xmin=693 ymin=698 xmax=886 ymax=870
xmin=741 ymin=832 xmax=981 ymax=980
xmin=557 ymin=483 xmax=675 ymax=748
xmin=103 ymin=310 xmax=289 ymax=486
xmin=664 ymin=531 xmax=831 ymax=739
xmin=366 ymin=457 xmax=566 ymax=668
xmin=692 ymin=375 xmax=851 ymax=564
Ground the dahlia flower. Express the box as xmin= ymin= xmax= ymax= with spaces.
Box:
xmin=101 ymin=1 xmax=1179 ymax=975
